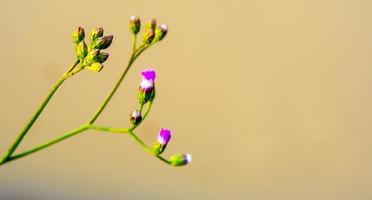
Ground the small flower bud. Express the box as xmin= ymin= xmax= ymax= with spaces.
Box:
xmin=129 ymin=15 xmax=141 ymax=35
xmin=95 ymin=51 xmax=109 ymax=63
xmin=169 ymin=154 xmax=192 ymax=166
xmin=138 ymin=69 xmax=156 ymax=104
xmin=91 ymin=35 xmax=113 ymax=50
xmin=86 ymin=62 xmax=103 ymax=72
xmin=153 ymin=128 xmax=172 ymax=155
xmin=72 ymin=27 xmax=85 ymax=44
xmin=84 ymin=49 xmax=99 ymax=64
xmin=130 ymin=109 xmax=142 ymax=125
xmin=90 ymin=27 xmax=104 ymax=42
xmin=145 ymin=18 xmax=157 ymax=31
xmin=76 ymin=41 xmax=88 ymax=61
xmin=142 ymin=29 xmax=155 ymax=44
xmin=153 ymin=24 xmax=168 ymax=43
xmin=84 ymin=49 xmax=109 ymax=64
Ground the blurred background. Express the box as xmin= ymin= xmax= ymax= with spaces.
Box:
xmin=1 ymin=0 xmax=372 ymax=199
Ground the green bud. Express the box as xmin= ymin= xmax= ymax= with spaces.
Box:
xmin=138 ymin=87 xmax=155 ymax=104
xmin=95 ymin=52 xmax=109 ymax=63
xmin=90 ymin=27 xmax=104 ymax=42
xmin=86 ymin=62 xmax=103 ymax=72
xmin=145 ymin=18 xmax=157 ymax=31
xmin=84 ymin=49 xmax=99 ymax=65
xmin=84 ymin=49 xmax=109 ymax=64
xmin=153 ymin=24 xmax=168 ymax=43
xmin=90 ymin=35 xmax=113 ymax=49
xmin=72 ymin=27 xmax=85 ymax=44
xmin=130 ymin=15 xmax=141 ymax=35
xmin=76 ymin=41 xmax=88 ymax=61
xmin=142 ymin=29 xmax=155 ymax=44
xmin=169 ymin=154 xmax=192 ymax=167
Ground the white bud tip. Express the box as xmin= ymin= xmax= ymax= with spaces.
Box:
xmin=160 ymin=24 xmax=168 ymax=31
xmin=131 ymin=110 xmax=141 ymax=117
xmin=185 ymin=154 xmax=192 ymax=163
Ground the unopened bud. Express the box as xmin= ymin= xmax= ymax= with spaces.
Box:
xmin=130 ymin=109 xmax=142 ymax=125
xmin=169 ymin=154 xmax=192 ymax=166
xmin=130 ymin=15 xmax=141 ymax=35
xmin=145 ymin=18 xmax=157 ymax=31
xmin=72 ymin=27 xmax=85 ymax=44
xmin=142 ymin=29 xmax=155 ymax=44
xmin=138 ymin=69 xmax=156 ymax=104
xmin=76 ymin=41 xmax=88 ymax=61
xmin=84 ymin=49 xmax=109 ymax=64
xmin=153 ymin=24 xmax=168 ymax=43
xmin=153 ymin=128 xmax=171 ymax=155
xmin=90 ymin=27 xmax=104 ymax=42
xmin=91 ymin=35 xmax=113 ymax=50
xmin=95 ymin=52 xmax=109 ymax=63
xmin=86 ymin=62 xmax=103 ymax=72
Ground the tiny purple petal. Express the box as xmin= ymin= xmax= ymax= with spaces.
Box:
xmin=157 ymin=128 xmax=171 ymax=145
xmin=141 ymin=68 xmax=156 ymax=81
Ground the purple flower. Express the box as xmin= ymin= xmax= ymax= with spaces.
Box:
xmin=157 ymin=128 xmax=171 ymax=145
xmin=140 ymin=69 xmax=156 ymax=91
xmin=138 ymin=69 xmax=156 ymax=104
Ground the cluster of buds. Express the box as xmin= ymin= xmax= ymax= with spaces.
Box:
xmin=72 ymin=27 xmax=113 ymax=72
xmin=129 ymin=15 xmax=168 ymax=45
xmin=126 ymin=16 xmax=190 ymax=166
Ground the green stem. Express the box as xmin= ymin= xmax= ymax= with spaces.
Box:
xmin=132 ymin=34 xmax=137 ymax=51
xmin=0 ymin=60 xmax=79 ymax=164
xmin=87 ymin=44 xmax=150 ymax=124
xmin=128 ymin=130 xmax=171 ymax=164
xmin=89 ymin=125 xmax=129 ymax=134
xmin=1 ymin=124 xmax=89 ymax=165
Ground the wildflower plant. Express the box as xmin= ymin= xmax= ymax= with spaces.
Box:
xmin=0 ymin=16 xmax=191 ymax=167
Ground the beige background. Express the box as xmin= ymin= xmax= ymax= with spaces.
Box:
xmin=1 ymin=0 xmax=372 ymax=199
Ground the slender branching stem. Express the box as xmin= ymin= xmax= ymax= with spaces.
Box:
xmin=128 ymin=130 xmax=171 ymax=165
xmin=89 ymin=125 xmax=129 ymax=134
xmin=0 ymin=60 xmax=79 ymax=164
xmin=87 ymin=44 xmax=149 ymax=124
xmin=3 ymin=124 xmax=90 ymax=164
xmin=0 ymin=38 xmax=155 ymax=166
